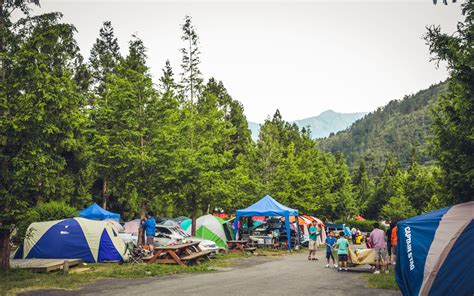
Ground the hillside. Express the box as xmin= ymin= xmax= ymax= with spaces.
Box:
xmin=249 ymin=110 xmax=367 ymax=141
xmin=319 ymin=81 xmax=448 ymax=174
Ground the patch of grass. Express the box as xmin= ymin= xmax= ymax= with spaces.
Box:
xmin=0 ymin=251 xmax=271 ymax=296
xmin=364 ymin=270 xmax=399 ymax=291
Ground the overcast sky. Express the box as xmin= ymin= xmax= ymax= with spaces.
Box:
xmin=31 ymin=1 xmax=463 ymax=122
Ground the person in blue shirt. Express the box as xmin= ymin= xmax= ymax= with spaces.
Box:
xmin=142 ymin=210 xmax=156 ymax=252
xmin=325 ymin=231 xmax=337 ymax=268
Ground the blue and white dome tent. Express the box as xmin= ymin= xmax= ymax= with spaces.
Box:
xmin=395 ymin=201 xmax=473 ymax=296
xmin=14 ymin=217 xmax=127 ymax=263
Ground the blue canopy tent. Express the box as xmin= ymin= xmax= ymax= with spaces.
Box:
xmin=395 ymin=201 xmax=473 ymax=296
xmin=234 ymin=195 xmax=300 ymax=250
xmin=79 ymin=203 xmax=120 ymax=221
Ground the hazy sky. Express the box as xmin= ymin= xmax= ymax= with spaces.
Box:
xmin=31 ymin=1 xmax=463 ymax=122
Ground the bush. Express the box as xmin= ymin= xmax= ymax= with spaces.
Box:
xmin=335 ymin=219 xmax=387 ymax=233
xmin=36 ymin=201 xmax=78 ymax=221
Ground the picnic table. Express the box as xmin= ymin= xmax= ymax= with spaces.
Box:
xmin=227 ymin=240 xmax=256 ymax=253
xmin=145 ymin=241 xmax=211 ymax=266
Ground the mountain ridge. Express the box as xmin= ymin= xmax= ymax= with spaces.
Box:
xmin=249 ymin=110 xmax=368 ymax=140
xmin=318 ymin=81 xmax=448 ymax=173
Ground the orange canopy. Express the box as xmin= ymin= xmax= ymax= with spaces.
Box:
xmin=302 ymin=215 xmax=325 ymax=226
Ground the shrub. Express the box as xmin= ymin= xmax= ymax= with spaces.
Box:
xmin=335 ymin=219 xmax=387 ymax=233
xmin=36 ymin=201 xmax=78 ymax=221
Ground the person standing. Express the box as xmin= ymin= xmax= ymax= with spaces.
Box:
xmin=308 ymin=220 xmax=319 ymax=260
xmin=325 ymin=231 xmax=337 ymax=268
xmin=391 ymin=224 xmax=398 ymax=265
xmin=142 ymin=210 xmax=156 ymax=252
xmin=370 ymin=222 xmax=388 ymax=274
xmin=336 ymin=232 xmax=349 ymax=271
xmin=351 ymin=227 xmax=357 ymax=244
xmin=386 ymin=221 xmax=394 ymax=264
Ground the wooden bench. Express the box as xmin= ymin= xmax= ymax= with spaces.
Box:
xmin=244 ymin=247 xmax=257 ymax=253
xmin=181 ymin=251 xmax=212 ymax=265
xmin=10 ymin=259 xmax=82 ymax=273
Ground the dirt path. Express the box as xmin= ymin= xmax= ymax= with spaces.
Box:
xmin=22 ymin=252 xmax=400 ymax=296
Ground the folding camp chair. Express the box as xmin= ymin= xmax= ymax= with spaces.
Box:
xmin=124 ymin=241 xmax=145 ymax=264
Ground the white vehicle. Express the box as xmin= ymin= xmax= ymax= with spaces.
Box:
xmin=157 ymin=225 xmax=220 ymax=254
xmin=120 ymin=225 xmax=219 ymax=254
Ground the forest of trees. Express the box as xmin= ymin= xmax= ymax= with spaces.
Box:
xmin=0 ymin=0 xmax=472 ymax=270
xmin=319 ymin=81 xmax=447 ymax=174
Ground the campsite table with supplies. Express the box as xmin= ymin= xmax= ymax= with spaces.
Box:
xmin=145 ymin=241 xmax=211 ymax=266
xmin=227 ymin=240 xmax=256 ymax=253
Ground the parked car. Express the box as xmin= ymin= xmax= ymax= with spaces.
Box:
xmin=120 ymin=225 xmax=219 ymax=255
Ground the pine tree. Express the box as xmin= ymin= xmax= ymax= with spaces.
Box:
xmin=424 ymin=1 xmax=474 ymax=203
xmin=352 ymin=159 xmax=374 ymax=214
xmin=89 ymin=21 xmax=121 ymax=95
xmin=180 ymin=15 xmax=203 ymax=102
xmin=0 ymin=11 xmax=85 ymax=270
xmin=159 ymin=59 xmax=176 ymax=97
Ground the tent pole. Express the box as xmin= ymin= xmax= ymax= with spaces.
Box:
xmin=233 ymin=215 xmax=239 ymax=240
xmin=285 ymin=213 xmax=291 ymax=251
xmin=296 ymin=214 xmax=301 ymax=247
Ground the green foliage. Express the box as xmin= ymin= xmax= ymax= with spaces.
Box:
xmin=1 ymin=12 xmax=88 ymax=231
xmin=424 ymin=1 xmax=474 ymax=204
xmin=319 ymin=82 xmax=448 ymax=174
xmin=381 ymin=194 xmax=417 ymax=222
xmin=35 ymin=201 xmax=77 ymax=221
xmin=1 ymin=4 xmax=458 ymax=271
xmin=335 ymin=219 xmax=386 ymax=232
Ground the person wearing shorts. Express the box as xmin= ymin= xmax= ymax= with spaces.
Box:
xmin=391 ymin=225 xmax=398 ymax=265
xmin=142 ymin=210 xmax=156 ymax=252
xmin=336 ymin=232 xmax=349 ymax=271
xmin=370 ymin=222 xmax=388 ymax=274
xmin=308 ymin=221 xmax=319 ymax=260
xmin=325 ymin=231 xmax=337 ymax=268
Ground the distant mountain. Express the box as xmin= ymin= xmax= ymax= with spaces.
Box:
xmin=319 ymin=81 xmax=448 ymax=173
xmin=248 ymin=110 xmax=367 ymax=141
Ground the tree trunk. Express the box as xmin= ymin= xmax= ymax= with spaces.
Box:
xmin=0 ymin=229 xmax=10 ymax=271
xmin=102 ymin=177 xmax=108 ymax=209
xmin=191 ymin=197 xmax=197 ymax=236
xmin=138 ymin=204 xmax=146 ymax=246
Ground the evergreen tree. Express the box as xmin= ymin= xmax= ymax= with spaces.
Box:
xmin=331 ymin=153 xmax=356 ymax=220
xmin=0 ymin=11 xmax=85 ymax=270
xmin=365 ymin=156 xmax=400 ymax=219
xmin=424 ymin=1 xmax=474 ymax=203
xmin=180 ymin=15 xmax=203 ymax=102
xmin=352 ymin=159 xmax=374 ymax=214
xmin=89 ymin=21 xmax=121 ymax=95
xmin=159 ymin=59 xmax=176 ymax=97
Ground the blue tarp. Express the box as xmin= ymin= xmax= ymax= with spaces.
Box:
xmin=344 ymin=226 xmax=351 ymax=237
xmin=395 ymin=201 xmax=473 ymax=296
xmin=234 ymin=195 xmax=299 ymax=250
xmin=79 ymin=203 xmax=120 ymax=221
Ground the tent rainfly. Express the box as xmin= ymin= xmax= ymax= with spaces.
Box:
xmin=234 ymin=195 xmax=300 ymax=250
xmin=395 ymin=201 xmax=473 ymax=296
xmin=181 ymin=214 xmax=233 ymax=248
xmin=14 ymin=218 xmax=127 ymax=263
xmin=79 ymin=203 xmax=120 ymax=221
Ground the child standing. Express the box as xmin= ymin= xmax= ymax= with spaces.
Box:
xmin=336 ymin=231 xmax=349 ymax=271
xmin=325 ymin=231 xmax=337 ymax=268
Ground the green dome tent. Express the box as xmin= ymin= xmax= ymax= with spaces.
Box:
xmin=180 ymin=214 xmax=233 ymax=249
